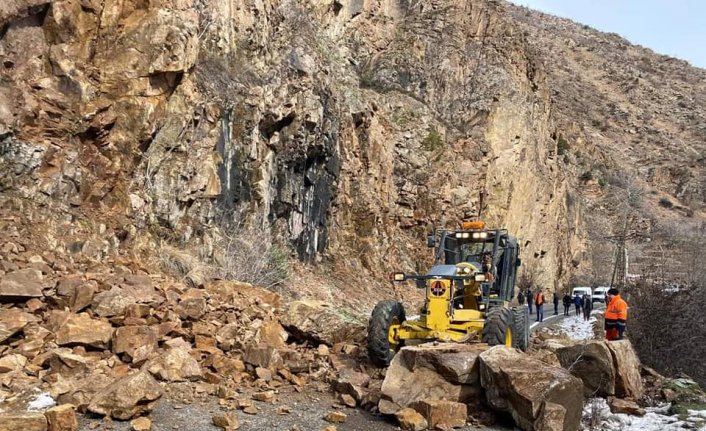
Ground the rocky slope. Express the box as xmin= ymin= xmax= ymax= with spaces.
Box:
xmin=2 ymin=1 xmax=706 ymax=429
xmin=0 ymin=0 xmax=591 ymax=308
xmin=506 ymin=4 xmax=706 ymax=282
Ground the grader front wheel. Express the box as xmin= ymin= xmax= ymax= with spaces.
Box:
xmin=367 ymin=300 xmax=406 ymax=367
xmin=482 ymin=307 xmax=513 ymax=347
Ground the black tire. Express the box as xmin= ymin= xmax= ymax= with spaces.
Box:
xmin=367 ymin=300 xmax=406 ymax=367
xmin=511 ymin=306 xmax=530 ymax=351
xmin=482 ymin=307 xmax=513 ymax=347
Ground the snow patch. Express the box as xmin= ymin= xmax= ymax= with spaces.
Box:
xmin=27 ymin=391 xmax=56 ymax=411
xmin=583 ymin=397 xmax=706 ymax=430
xmin=555 ymin=314 xmax=597 ymax=341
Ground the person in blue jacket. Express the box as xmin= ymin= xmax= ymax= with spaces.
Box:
xmin=573 ymin=294 xmax=582 ymax=316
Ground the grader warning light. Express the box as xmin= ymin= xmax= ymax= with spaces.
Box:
xmin=462 ymin=220 xmax=486 ymax=230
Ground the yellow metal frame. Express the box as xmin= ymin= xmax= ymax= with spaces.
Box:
xmin=388 ymin=275 xmax=491 ymax=343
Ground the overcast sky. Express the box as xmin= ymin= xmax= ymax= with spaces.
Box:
xmin=508 ymin=0 xmax=706 ymax=69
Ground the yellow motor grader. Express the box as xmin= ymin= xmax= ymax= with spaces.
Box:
xmin=368 ymin=220 xmax=529 ymax=366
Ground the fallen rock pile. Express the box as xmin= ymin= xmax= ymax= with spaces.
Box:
xmin=0 ymin=236 xmax=366 ymax=428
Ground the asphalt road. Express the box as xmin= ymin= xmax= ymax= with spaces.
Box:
xmin=529 ymin=302 xmax=605 ymax=332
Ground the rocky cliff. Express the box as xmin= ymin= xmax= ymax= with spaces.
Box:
xmin=1 ymin=0 xmax=703 ymax=308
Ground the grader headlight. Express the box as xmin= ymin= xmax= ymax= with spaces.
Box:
xmin=474 ymin=274 xmax=486 ymax=282
xmin=389 ymin=272 xmax=406 ymax=281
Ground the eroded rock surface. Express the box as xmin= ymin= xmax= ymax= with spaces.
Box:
xmin=479 ymin=346 xmax=584 ymax=431
xmin=379 ymin=343 xmax=485 ymax=413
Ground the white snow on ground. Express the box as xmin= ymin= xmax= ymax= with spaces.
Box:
xmin=582 ymin=398 xmax=706 ymax=431
xmin=26 ymin=391 xmax=56 ymax=411
xmin=555 ymin=312 xmax=599 ymax=341
xmin=549 ymin=313 xmax=706 ymax=430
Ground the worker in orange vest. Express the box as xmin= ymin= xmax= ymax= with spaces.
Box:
xmin=604 ymin=287 xmax=628 ymax=340
xmin=534 ymin=289 xmax=545 ymax=323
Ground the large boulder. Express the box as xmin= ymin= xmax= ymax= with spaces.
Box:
xmin=0 ymin=412 xmax=47 ymax=431
xmin=87 ymin=370 xmax=163 ymax=420
xmin=280 ymin=300 xmax=366 ymax=346
xmin=112 ymin=326 xmax=158 ymax=364
xmin=605 ymin=340 xmax=644 ymax=399
xmin=0 ymin=268 xmax=44 ymax=299
xmin=379 ymin=343 xmax=485 ymax=413
xmin=148 ymin=342 xmax=202 ymax=382
xmin=0 ymin=308 xmax=38 ymax=343
xmin=55 ymin=277 xmax=96 ymax=312
xmin=91 ymin=285 xmax=163 ymax=318
xmin=555 ymin=340 xmax=615 ymax=396
xmin=54 ymin=313 xmax=113 ymax=349
xmin=479 ymin=346 xmax=584 ymax=431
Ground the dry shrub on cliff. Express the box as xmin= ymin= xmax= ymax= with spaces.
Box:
xmin=159 ymin=243 xmax=211 ymax=288
xmin=158 ymin=220 xmax=290 ymax=290
xmin=212 ymin=220 xmax=290 ymax=290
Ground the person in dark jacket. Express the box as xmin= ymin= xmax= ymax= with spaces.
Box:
xmin=573 ymin=294 xmax=582 ymax=316
xmin=526 ymin=289 xmax=533 ymax=314
xmin=517 ymin=290 xmax=525 ymax=307
xmin=582 ymin=294 xmax=593 ymax=321
xmin=552 ymin=292 xmax=559 ymax=315
xmin=562 ymin=293 xmax=572 ymax=316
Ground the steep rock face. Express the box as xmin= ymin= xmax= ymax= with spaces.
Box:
xmin=1 ymin=0 xmax=581 ymax=306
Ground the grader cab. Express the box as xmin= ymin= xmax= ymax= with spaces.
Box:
xmin=367 ymin=220 xmax=529 ymax=367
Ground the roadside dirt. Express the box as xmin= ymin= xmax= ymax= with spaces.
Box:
xmin=78 ymin=387 xmax=510 ymax=431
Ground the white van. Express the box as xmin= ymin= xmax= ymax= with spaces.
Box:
xmin=593 ymin=287 xmax=610 ymax=303
xmin=571 ymin=287 xmax=592 ymax=299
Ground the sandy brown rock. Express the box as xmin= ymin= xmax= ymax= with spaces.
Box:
xmin=608 ymin=397 xmax=646 ymax=416
xmin=44 ymin=404 xmax=78 ymax=431
xmin=394 ymin=407 xmax=428 ymax=431
xmin=280 ymin=300 xmax=366 ymax=346
xmin=0 ymin=268 xmax=43 ymax=298
xmin=0 ymin=353 xmax=28 ymax=372
xmin=113 ymin=326 xmax=158 ymax=364
xmin=147 ymin=345 xmax=202 ymax=382
xmin=411 ymin=399 xmax=467 ymax=429
xmin=87 ymin=370 xmax=163 ymax=420
xmin=605 ymin=340 xmax=644 ymax=399
xmin=479 ymin=346 xmax=583 ymax=431
xmin=243 ymin=344 xmax=283 ymax=369
xmin=212 ymin=414 xmax=239 ymax=430
xmin=0 ymin=308 xmax=38 ymax=343
xmin=555 ymin=340 xmax=615 ymax=396
xmin=177 ymin=288 xmax=207 ymax=320
xmin=55 ymin=313 xmax=113 ymax=349
xmin=324 ymin=411 xmax=347 ymax=423
xmin=0 ymin=412 xmax=47 ymax=431
xmin=379 ymin=343 xmax=485 ymax=413
xmin=130 ymin=417 xmax=152 ymax=431
xmin=55 ymin=278 xmax=96 ymax=312
xmin=332 ymin=367 xmax=370 ymax=402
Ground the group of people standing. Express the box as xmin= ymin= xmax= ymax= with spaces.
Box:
xmin=516 ymin=286 xmax=628 ymax=341
xmin=516 ymin=288 xmax=559 ymax=323
xmin=561 ymin=292 xmax=592 ymax=321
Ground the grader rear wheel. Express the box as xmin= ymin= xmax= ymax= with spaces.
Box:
xmin=482 ymin=307 xmax=513 ymax=347
xmin=367 ymin=300 xmax=406 ymax=367
xmin=511 ymin=306 xmax=530 ymax=351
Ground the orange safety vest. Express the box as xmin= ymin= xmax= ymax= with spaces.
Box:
xmin=604 ymin=294 xmax=628 ymax=330
xmin=534 ymin=291 xmax=544 ymax=306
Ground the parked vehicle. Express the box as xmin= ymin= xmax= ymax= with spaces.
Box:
xmin=593 ymin=286 xmax=610 ymax=303
xmin=571 ymin=287 xmax=592 ymax=298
